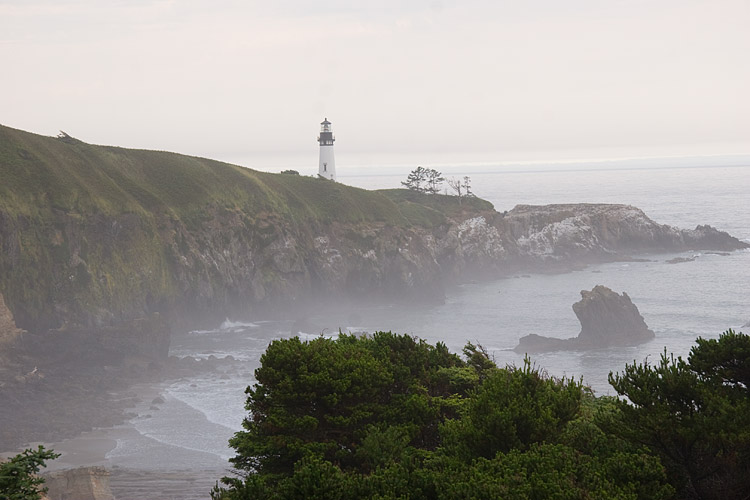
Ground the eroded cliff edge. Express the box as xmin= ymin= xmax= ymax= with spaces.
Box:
xmin=1 ymin=124 xmax=748 ymax=448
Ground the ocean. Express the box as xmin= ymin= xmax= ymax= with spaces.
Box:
xmin=44 ymin=158 xmax=750 ymax=499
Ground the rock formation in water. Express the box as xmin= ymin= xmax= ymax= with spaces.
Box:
xmin=573 ymin=285 xmax=655 ymax=346
xmin=514 ymin=285 xmax=655 ymax=353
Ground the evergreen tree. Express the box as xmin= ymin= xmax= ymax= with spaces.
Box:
xmin=401 ymin=166 xmax=428 ymax=192
xmin=0 ymin=446 xmax=59 ymax=500
xmin=608 ymin=329 xmax=750 ymax=499
xmin=213 ymin=333 xmax=679 ymax=499
xmin=424 ymin=169 xmax=444 ymax=194
xmin=401 ymin=167 xmax=444 ymax=194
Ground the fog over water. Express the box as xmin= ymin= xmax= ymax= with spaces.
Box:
xmin=41 ymin=160 xmax=750 ymax=499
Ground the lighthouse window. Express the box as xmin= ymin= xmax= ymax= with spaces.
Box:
xmin=324 ymin=163 xmax=327 ymax=172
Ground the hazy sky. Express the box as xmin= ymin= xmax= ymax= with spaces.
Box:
xmin=1 ymin=0 xmax=749 ymax=169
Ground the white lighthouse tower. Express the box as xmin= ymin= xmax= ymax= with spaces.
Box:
xmin=317 ymin=117 xmax=336 ymax=181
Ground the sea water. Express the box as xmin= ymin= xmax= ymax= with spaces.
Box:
xmin=103 ymin=159 xmax=750 ymax=497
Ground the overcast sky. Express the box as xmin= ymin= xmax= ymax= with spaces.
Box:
xmin=1 ymin=0 xmax=748 ymax=169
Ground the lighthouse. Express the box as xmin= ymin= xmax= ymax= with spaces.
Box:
xmin=317 ymin=117 xmax=336 ymax=181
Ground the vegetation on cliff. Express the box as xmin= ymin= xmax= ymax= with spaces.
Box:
xmin=213 ymin=329 xmax=748 ymax=500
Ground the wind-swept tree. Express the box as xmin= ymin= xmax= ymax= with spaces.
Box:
xmin=424 ymin=169 xmax=445 ymax=194
xmin=402 ymin=167 xmax=444 ymax=194
xmin=401 ymin=166 xmax=428 ymax=192
xmin=447 ymin=176 xmax=474 ymax=203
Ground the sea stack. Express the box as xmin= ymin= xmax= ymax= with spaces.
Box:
xmin=514 ymin=285 xmax=655 ymax=353
xmin=573 ymin=285 xmax=654 ymax=347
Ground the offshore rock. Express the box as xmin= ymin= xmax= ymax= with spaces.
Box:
xmin=515 ymin=285 xmax=655 ymax=353
xmin=573 ymin=285 xmax=654 ymax=347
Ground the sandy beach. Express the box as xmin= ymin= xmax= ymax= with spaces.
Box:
xmin=2 ymin=380 xmax=235 ymax=500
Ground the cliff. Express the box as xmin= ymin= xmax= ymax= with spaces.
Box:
xmin=0 ymin=293 xmax=23 ymax=346
xmin=2 ymin=126 xmax=747 ymax=341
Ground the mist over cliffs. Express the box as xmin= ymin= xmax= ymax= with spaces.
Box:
xmin=1 ymin=124 xmax=747 ymax=342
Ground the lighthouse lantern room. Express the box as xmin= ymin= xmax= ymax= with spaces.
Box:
xmin=317 ymin=118 xmax=336 ymax=181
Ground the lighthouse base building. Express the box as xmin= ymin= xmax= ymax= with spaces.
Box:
xmin=318 ymin=118 xmax=336 ymax=181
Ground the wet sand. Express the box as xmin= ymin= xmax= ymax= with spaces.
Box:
xmin=31 ymin=424 xmax=232 ymax=499
xmin=2 ymin=381 xmax=236 ymax=500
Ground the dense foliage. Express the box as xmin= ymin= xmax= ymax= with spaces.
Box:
xmin=213 ymin=330 xmax=747 ymax=499
xmin=608 ymin=329 xmax=750 ymax=499
xmin=0 ymin=446 xmax=59 ymax=500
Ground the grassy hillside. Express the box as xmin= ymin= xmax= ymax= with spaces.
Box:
xmin=378 ymin=188 xmax=494 ymax=227
xmin=0 ymin=125 xmax=410 ymax=226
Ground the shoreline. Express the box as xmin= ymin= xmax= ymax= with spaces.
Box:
xmin=2 ymin=379 xmax=235 ymax=500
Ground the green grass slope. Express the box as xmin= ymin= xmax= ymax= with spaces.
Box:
xmin=378 ymin=188 xmax=494 ymax=227
xmin=0 ymin=125 xmax=409 ymax=226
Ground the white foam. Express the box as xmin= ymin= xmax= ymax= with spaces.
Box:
xmin=130 ymin=392 xmax=238 ymax=461
xmin=188 ymin=319 xmax=260 ymax=335
xmin=167 ymin=348 xmax=260 ymax=361
xmin=164 ymin=376 xmax=247 ymax=433
xmin=219 ymin=318 xmax=259 ymax=330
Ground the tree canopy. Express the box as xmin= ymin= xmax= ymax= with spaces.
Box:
xmin=211 ymin=330 xmax=750 ymax=499
xmin=0 ymin=446 xmax=59 ymax=500
xmin=608 ymin=329 xmax=750 ymax=500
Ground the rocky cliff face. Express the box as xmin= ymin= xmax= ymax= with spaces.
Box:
xmin=501 ymin=204 xmax=746 ymax=263
xmin=0 ymin=293 xmax=22 ymax=346
xmin=43 ymin=466 xmax=115 ymax=500
xmin=1 ymin=201 xmax=746 ymax=344
xmin=515 ymin=285 xmax=655 ymax=353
